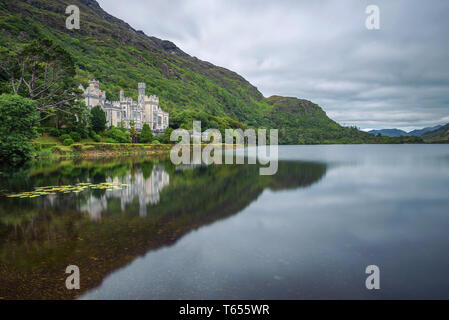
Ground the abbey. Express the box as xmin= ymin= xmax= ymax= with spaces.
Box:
xmin=80 ymin=80 xmax=169 ymax=133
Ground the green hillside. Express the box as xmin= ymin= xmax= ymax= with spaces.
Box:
xmin=422 ymin=123 xmax=449 ymax=143
xmin=0 ymin=0 xmax=422 ymax=144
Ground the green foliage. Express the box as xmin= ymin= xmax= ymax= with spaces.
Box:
xmin=0 ymin=1 xmax=428 ymax=147
xmin=69 ymin=131 xmax=81 ymax=142
xmin=32 ymin=142 xmax=57 ymax=150
xmin=140 ymin=123 xmax=153 ymax=143
xmin=49 ymin=128 xmax=60 ymax=137
xmin=36 ymin=127 xmax=45 ymax=135
xmin=59 ymin=134 xmax=71 ymax=142
xmin=63 ymin=101 xmax=90 ymax=138
xmin=0 ymin=38 xmax=79 ymax=121
xmin=162 ymin=127 xmax=174 ymax=144
xmin=0 ymin=94 xmax=39 ymax=165
xmin=104 ymin=127 xmax=131 ymax=143
xmin=89 ymin=106 xmax=106 ymax=133
xmin=129 ymin=120 xmax=138 ymax=143
xmin=91 ymin=133 xmax=102 ymax=142
xmin=63 ymin=138 xmax=74 ymax=146
xmin=422 ymin=123 xmax=449 ymax=143
xmin=117 ymin=121 xmax=127 ymax=132
xmin=105 ymin=138 xmax=117 ymax=143
xmin=152 ymin=140 xmax=161 ymax=145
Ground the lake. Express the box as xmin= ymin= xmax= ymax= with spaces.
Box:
xmin=1 ymin=145 xmax=449 ymax=299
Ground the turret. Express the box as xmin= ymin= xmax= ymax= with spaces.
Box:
xmin=138 ymin=83 xmax=146 ymax=99
xmin=120 ymin=89 xmax=124 ymax=101
xmin=89 ymin=80 xmax=100 ymax=90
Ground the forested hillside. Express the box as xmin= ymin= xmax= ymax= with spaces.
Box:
xmin=0 ymin=0 xmax=421 ymax=144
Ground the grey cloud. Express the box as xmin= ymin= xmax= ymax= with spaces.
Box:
xmin=98 ymin=0 xmax=449 ymax=130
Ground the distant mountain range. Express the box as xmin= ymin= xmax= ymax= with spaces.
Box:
xmin=369 ymin=125 xmax=443 ymax=137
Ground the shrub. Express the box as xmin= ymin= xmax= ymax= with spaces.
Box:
xmin=60 ymin=128 xmax=71 ymax=135
xmin=105 ymin=138 xmax=117 ymax=143
xmin=0 ymin=94 xmax=39 ymax=165
xmin=152 ymin=140 xmax=161 ymax=145
xmin=73 ymin=125 xmax=89 ymax=139
xmin=49 ymin=128 xmax=60 ymax=137
xmin=69 ymin=131 xmax=81 ymax=142
xmin=63 ymin=138 xmax=74 ymax=146
xmin=60 ymin=134 xmax=71 ymax=142
xmin=104 ymin=127 xmax=131 ymax=143
xmin=92 ymin=133 xmax=102 ymax=142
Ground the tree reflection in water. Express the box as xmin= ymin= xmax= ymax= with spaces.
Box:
xmin=0 ymin=157 xmax=327 ymax=299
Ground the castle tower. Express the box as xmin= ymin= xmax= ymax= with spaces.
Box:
xmin=120 ymin=89 xmax=124 ymax=101
xmin=138 ymin=83 xmax=146 ymax=103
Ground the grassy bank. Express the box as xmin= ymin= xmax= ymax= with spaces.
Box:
xmin=33 ymin=139 xmax=172 ymax=160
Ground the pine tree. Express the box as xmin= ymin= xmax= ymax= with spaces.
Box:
xmin=162 ymin=127 xmax=174 ymax=144
xmin=89 ymin=106 xmax=106 ymax=133
xmin=140 ymin=123 xmax=153 ymax=143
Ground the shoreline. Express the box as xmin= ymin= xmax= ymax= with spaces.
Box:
xmin=32 ymin=143 xmax=242 ymax=160
xmin=33 ymin=143 xmax=173 ymax=160
xmin=32 ymin=141 xmax=448 ymax=160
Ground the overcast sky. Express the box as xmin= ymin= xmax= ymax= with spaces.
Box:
xmin=98 ymin=0 xmax=449 ymax=131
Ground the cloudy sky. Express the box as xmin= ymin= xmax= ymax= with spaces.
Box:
xmin=98 ymin=0 xmax=449 ymax=131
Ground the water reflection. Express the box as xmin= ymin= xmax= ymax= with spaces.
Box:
xmin=0 ymin=156 xmax=327 ymax=299
xmin=80 ymin=165 xmax=170 ymax=220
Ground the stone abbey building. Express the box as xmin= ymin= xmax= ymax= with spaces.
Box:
xmin=81 ymin=80 xmax=169 ymax=133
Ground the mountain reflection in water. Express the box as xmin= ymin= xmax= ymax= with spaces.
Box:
xmin=0 ymin=157 xmax=326 ymax=299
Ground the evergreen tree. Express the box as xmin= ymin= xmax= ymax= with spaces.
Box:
xmin=162 ymin=127 xmax=174 ymax=144
xmin=140 ymin=123 xmax=153 ymax=143
xmin=89 ymin=106 xmax=106 ymax=133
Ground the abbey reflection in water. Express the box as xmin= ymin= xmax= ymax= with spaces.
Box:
xmin=0 ymin=158 xmax=327 ymax=299
xmin=80 ymin=165 xmax=170 ymax=220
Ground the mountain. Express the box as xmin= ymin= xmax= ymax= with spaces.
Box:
xmin=422 ymin=123 xmax=449 ymax=143
xmin=408 ymin=125 xmax=443 ymax=136
xmin=368 ymin=129 xmax=409 ymax=137
xmin=0 ymin=0 xmax=408 ymax=144
xmin=369 ymin=125 xmax=443 ymax=137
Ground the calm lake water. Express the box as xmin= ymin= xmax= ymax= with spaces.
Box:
xmin=1 ymin=145 xmax=449 ymax=299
